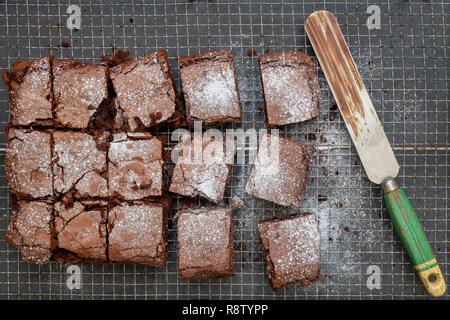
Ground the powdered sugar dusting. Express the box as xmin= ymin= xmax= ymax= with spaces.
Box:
xmin=53 ymin=132 xmax=106 ymax=194
xmin=108 ymin=203 xmax=164 ymax=256
xmin=178 ymin=208 xmax=232 ymax=269
xmin=262 ymin=65 xmax=315 ymax=123
xmin=262 ymin=213 xmax=320 ymax=281
xmin=181 ymin=58 xmax=241 ymax=121
xmin=6 ymin=129 xmax=53 ymax=198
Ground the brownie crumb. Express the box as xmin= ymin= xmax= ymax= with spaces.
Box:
xmin=343 ymin=227 xmax=350 ymax=232
xmin=129 ymin=17 xmax=134 ymax=23
xmin=60 ymin=41 xmax=71 ymax=48
xmin=247 ymin=49 xmax=256 ymax=57
xmin=336 ymin=202 xmax=343 ymax=208
xmin=318 ymin=195 xmax=328 ymax=202
xmin=306 ymin=133 xmax=317 ymax=140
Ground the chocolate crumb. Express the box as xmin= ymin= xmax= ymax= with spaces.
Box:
xmin=129 ymin=17 xmax=134 ymax=23
xmin=318 ymin=195 xmax=328 ymax=202
xmin=247 ymin=49 xmax=257 ymax=57
xmin=343 ymin=227 xmax=350 ymax=232
xmin=60 ymin=41 xmax=71 ymax=48
xmin=336 ymin=202 xmax=343 ymax=208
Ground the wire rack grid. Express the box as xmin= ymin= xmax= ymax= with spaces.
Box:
xmin=0 ymin=0 xmax=448 ymax=300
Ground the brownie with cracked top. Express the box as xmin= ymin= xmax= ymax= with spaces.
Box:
xmin=2 ymin=56 xmax=53 ymax=126
xmin=108 ymin=202 xmax=168 ymax=266
xmin=245 ymin=133 xmax=313 ymax=209
xmin=169 ymin=132 xmax=235 ymax=203
xmin=6 ymin=128 xmax=53 ymax=199
xmin=178 ymin=207 xmax=234 ymax=279
xmin=53 ymin=60 xmax=109 ymax=129
xmin=108 ymin=132 xmax=163 ymax=200
xmin=258 ymin=213 xmax=321 ymax=290
xmin=5 ymin=200 xmax=54 ymax=264
xmin=259 ymin=51 xmax=321 ymax=126
xmin=53 ymin=131 xmax=107 ymax=198
xmin=179 ymin=50 xmax=241 ymax=124
xmin=53 ymin=200 xmax=108 ymax=263
xmin=110 ymin=50 xmax=182 ymax=131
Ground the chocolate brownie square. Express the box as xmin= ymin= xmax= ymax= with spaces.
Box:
xmin=53 ymin=200 xmax=107 ymax=263
xmin=258 ymin=213 xmax=321 ymax=290
xmin=108 ymin=132 xmax=163 ymax=200
xmin=53 ymin=131 xmax=107 ymax=197
xmin=245 ymin=133 xmax=313 ymax=209
xmin=179 ymin=50 xmax=241 ymax=124
xmin=178 ymin=207 xmax=234 ymax=279
xmin=169 ymin=133 xmax=235 ymax=203
xmin=2 ymin=56 xmax=53 ymax=126
xmin=5 ymin=200 xmax=54 ymax=264
xmin=110 ymin=50 xmax=181 ymax=131
xmin=259 ymin=51 xmax=321 ymax=126
xmin=6 ymin=128 xmax=53 ymax=199
xmin=108 ymin=202 xmax=168 ymax=266
xmin=53 ymin=60 xmax=109 ymax=129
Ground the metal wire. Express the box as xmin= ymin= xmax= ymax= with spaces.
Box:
xmin=0 ymin=0 xmax=448 ymax=300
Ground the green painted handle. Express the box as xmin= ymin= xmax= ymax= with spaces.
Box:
xmin=384 ymin=187 xmax=446 ymax=297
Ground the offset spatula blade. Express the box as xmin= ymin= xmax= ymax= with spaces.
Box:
xmin=305 ymin=10 xmax=398 ymax=184
xmin=305 ymin=10 xmax=446 ymax=297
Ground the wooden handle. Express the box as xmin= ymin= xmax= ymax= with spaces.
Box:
xmin=384 ymin=187 xmax=446 ymax=297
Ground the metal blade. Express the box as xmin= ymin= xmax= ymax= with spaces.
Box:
xmin=305 ymin=11 xmax=399 ymax=184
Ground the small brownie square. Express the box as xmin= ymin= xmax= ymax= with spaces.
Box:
xmin=169 ymin=133 xmax=235 ymax=203
xmin=259 ymin=51 xmax=321 ymax=126
xmin=258 ymin=213 xmax=321 ymax=290
xmin=178 ymin=207 xmax=234 ymax=279
xmin=53 ymin=60 xmax=109 ymax=129
xmin=6 ymin=128 xmax=53 ymax=199
xmin=53 ymin=131 xmax=107 ymax=197
xmin=53 ymin=200 xmax=108 ymax=263
xmin=108 ymin=202 xmax=168 ymax=266
xmin=179 ymin=50 xmax=241 ymax=124
xmin=110 ymin=50 xmax=179 ymax=131
xmin=5 ymin=200 xmax=54 ymax=264
xmin=2 ymin=56 xmax=53 ymax=126
xmin=245 ymin=133 xmax=313 ymax=208
xmin=108 ymin=132 xmax=163 ymax=200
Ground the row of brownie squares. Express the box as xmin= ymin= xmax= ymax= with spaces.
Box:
xmin=2 ymin=49 xmax=321 ymax=130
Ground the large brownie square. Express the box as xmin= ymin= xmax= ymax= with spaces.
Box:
xmin=259 ymin=51 xmax=321 ymax=126
xmin=53 ymin=60 xmax=109 ymax=129
xmin=108 ymin=133 xmax=163 ymax=200
xmin=178 ymin=207 xmax=234 ymax=279
xmin=258 ymin=213 xmax=321 ymax=290
xmin=179 ymin=50 xmax=241 ymax=124
xmin=5 ymin=200 xmax=54 ymax=264
xmin=53 ymin=131 xmax=108 ymax=197
xmin=6 ymin=128 xmax=53 ymax=199
xmin=108 ymin=202 xmax=168 ymax=266
xmin=169 ymin=133 xmax=235 ymax=203
xmin=245 ymin=133 xmax=313 ymax=209
xmin=110 ymin=50 xmax=179 ymax=131
xmin=54 ymin=200 xmax=108 ymax=263
xmin=2 ymin=56 xmax=53 ymax=126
